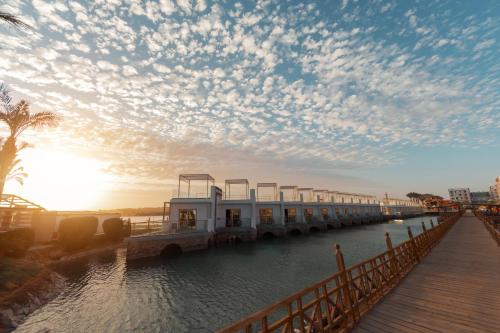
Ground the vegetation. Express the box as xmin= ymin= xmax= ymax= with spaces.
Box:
xmin=102 ymin=218 xmax=125 ymax=241
xmin=0 ymin=84 xmax=58 ymax=195
xmin=0 ymin=10 xmax=31 ymax=30
xmin=58 ymin=217 xmax=98 ymax=251
xmin=406 ymin=192 xmax=443 ymax=201
xmin=0 ymin=227 xmax=34 ymax=257
xmin=0 ymin=257 xmax=40 ymax=293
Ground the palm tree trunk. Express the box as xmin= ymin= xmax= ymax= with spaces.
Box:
xmin=0 ymin=177 xmax=5 ymax=196
xmin=0 ymin=136 xmax=18 ymax=196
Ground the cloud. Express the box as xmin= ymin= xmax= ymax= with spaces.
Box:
xmin=474 ymin=39 xmax=495 ymax=52
xmin=0 ymin=0 xmax=498 ymax=201
xmin=176 ymin=0 xmax=192 ymax=15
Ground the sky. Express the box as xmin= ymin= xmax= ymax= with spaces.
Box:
xmin=0 ymin=0 xmax=499 ymax=210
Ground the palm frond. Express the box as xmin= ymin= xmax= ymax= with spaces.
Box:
xmin=0 ymin=83 xmax=12 ymax=110
xmin=17 ymin=141 xmax=31 ymax=151
xmin=28 ymin=111 xmax=59 ymax=128
xmin=0 ymin=10 xmax=32 ymax=30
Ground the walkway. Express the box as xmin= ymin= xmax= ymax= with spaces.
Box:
xmin=352 ymin=212 xmax=500 ymax=333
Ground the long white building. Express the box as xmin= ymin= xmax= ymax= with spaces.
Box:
xmin=166 ymin=174 xmax=423 ymax=238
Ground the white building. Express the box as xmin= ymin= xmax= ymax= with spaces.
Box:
xmin=448 ymin=188 xmax=471 ymax=203
xmin=489 ymin=176 xmax=500 ymax=202
xmin=166 ymin=174 xmax=423 ymax=236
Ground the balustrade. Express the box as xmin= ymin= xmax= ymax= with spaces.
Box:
xmin=218 ymin=212 xmax=462 ymax=333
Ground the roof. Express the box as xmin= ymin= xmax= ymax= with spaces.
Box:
xmin=179 ymin=174 xmax=215 ymax=181
xmin=257 ymin=183 xmax=277 ymax=187
xmin=225 ymin=179 xmax=249 ymax=185
xmin=0 ymin=194 xmax=45 ymax=211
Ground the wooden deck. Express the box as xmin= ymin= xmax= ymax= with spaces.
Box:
xmin=352 ymin=212 xmax=500 ymax=333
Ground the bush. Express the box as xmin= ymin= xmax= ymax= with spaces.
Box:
xmin=0 ymin=227 xmax=35 ymax=258
xmin=58 ymin=217 xmax=98 ymax=251
xmin=102 ymin=218 xmax=124 ymax=241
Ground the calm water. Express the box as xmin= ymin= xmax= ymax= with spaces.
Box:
xmin=15 ymin=216 xmax=436 ymax=333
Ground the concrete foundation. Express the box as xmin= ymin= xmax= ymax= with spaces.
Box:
xmin=257 ymin=224 xmax=287 ymax=239
xmin=214 ymin=227 xmax=257 ymax=244
xmin=126 ymin=231 xmax=214 ymax=260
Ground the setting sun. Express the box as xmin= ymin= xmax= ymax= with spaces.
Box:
xmin=4 ymin=148 xmax=111 ymax=211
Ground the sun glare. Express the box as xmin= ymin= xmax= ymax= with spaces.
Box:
xmin=4 ymin=148 xmax=111 ymax=211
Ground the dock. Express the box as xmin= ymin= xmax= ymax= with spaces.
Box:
xmin=217 ymin=210 xmax=500 ymax=333
xmin=352 ymin=212 xmax=500 ymax=333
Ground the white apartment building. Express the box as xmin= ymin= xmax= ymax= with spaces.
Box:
xmin=448 ymin=188 xmax=471 ymax=203
xmin=489 ymin=176 xmax=500 ymax=201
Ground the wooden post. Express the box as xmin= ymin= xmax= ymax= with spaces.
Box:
xmin=407 ymin=227 xmax=420 ymax=262
xmin=147 ymin=217 xmax=151 ymax=231
xmin=421 ymin=221 xmax=427 ymax=232
xmin=385 ymin=232 xmax=400 ymax=280
xmin=335 ymin=244 xmax=356 ymax=325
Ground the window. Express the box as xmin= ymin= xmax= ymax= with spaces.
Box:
xmin=304 ymin=208 xmax=313 ymax=222
xmin=344 ymin=208 xmax=349 ymax=215
xmin=226 ymin=208 xmax=241 ymax=227
xmin=285 ymin=208 xmax=296 ymax=223
xmin=335 ymin=207 xmax=340 ymax=216
xmin=321 ymin=208 xmax=329 ymax=221
xmin=179 ymin=209 xmax=197 ymax=230
xmin=259 ymin=208 xmax=273 ymax=224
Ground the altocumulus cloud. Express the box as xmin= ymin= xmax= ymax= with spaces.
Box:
xmin=0 ymin=0 xmax=499 ymax=184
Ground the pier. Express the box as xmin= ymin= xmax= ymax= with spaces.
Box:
xmin=352 ymin=212 xmax=500 ymax=332
xmin=218 ymin=210 xmax=500 ymax=333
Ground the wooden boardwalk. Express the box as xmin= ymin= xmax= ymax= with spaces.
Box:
xmin=352 ymin=212 xmax=500 ymax=333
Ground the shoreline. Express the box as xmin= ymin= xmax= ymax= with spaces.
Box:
xmin=0 ymin=268 xmax=65 ymax=332
xmin=0 ymin=242 xmax=123 ymax=332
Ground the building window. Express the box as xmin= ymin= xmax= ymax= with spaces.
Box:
xmin=259 ymin=208 xmax=273 ymax=224
xmin=304 ymin=208 xmax=313 ymax=223
xmin=225 ymin=208 xmax=241 ymax=227
xmin=344 ymin=208 xmax=349 ymax=215
xmin=284 ymin=208 xmax=296 ymax=223
xmin=321 ymin=208 xmax=329 ymax=221
xmin=179 ymin=209 xmax=197 ymax=230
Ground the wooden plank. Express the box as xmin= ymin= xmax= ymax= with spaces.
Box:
xmin=378 ymin=295 xmax=500 ymax=331
xmin=369 ymin=301 xmax=492 ymax=333
xmin=354 ymin=213 xmax=500 ymax=333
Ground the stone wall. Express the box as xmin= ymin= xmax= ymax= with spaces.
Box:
xmin=126 ymin=232 xmax=214 ymax=260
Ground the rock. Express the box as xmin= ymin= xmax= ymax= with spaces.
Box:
xmin=4 ymin=282 xmax=18 ymax=291
xmin=0 ymin=308 xmax=15 ymax=328
xmin=0 ymin=270 xmax=66 ymax=332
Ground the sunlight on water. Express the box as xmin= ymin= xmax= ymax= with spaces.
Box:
xmin=15 ymin=217 xmax=437 ymax=333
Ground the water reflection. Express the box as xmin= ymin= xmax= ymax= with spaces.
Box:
xmin=15 ymin=216 xmax=437 ymax=333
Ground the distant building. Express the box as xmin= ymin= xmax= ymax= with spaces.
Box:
xmin=448 ymin=188 xmax=471 ymax=203
xmin=489 ymin=177 xmax=500 ymax=202
xmin=470 ymin=191 xmax=490 ymax=204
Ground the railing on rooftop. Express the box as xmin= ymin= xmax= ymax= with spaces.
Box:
xmin=218 ymin=212 xmax=462 ymax=333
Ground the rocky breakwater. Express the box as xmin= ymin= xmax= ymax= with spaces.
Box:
xmin=0 ymin=269 xmax=65 ymax=332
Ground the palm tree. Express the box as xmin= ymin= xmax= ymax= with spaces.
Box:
xmin=0 ymin=84 xmax=58 ymax=195
xmin=0 ymin=10 xmax=31 ymax=30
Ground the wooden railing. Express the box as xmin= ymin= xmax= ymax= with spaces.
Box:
xmin=475 ymin=211 xmax=500 ymax=246
xmin=218 ymin=212 xmax=462 ymax=333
